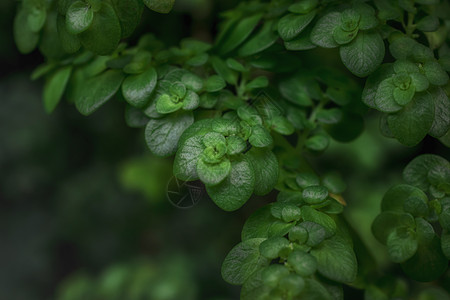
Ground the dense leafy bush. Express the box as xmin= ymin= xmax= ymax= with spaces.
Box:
xmin=12 ymin=0 xmax=450 ymax=299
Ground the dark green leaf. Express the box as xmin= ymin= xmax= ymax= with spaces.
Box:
xmin=142 ymin=0 xmax=175 ymax=14
xmin=173 ymin=135 xmax=204 ymax=181
xmin=310 ymin=236 xmax=357 ymax=283
xmin=221 ymin=238 xmax=269 ymax=285
xmin=122 ymin=67 xmax=157 ymax=108
xmin=75 ymin=70 xmax=124 ymax=116
xmin=247 ymin=148 xmax=279 ymax=196
xmin=259 ymin=236 xmax=290 ymax=259
xmin=14 ymin=8 xmax=39 ymax=54
xmin=429 ymin=87 xmax=450 ymax=138
xmin=310 ymin=12 xmax=341 ymax=48
xmin=242 ymin=205 xmax=278 ymax=241
xmin=339 ymin=31 xmax=385 ymax=77
xmin=145 ymin=111 xmax=194 ymax=157
xmin=238 ymin=20 xmax=278 ymax=57
xmin=43 ymin=66 xmax=72 ymax=113
xmin=387 ymin=92 xmax=435 ymax=146
xmin=79 ymin=3 xmax=121 ymax=55
xmin=288 ymin=250 xmax=317 ymax=277
xmin=278 ymin=11 xmax=316 ymax=41
xmin=386 ymin=227 xmax=418 ymax=263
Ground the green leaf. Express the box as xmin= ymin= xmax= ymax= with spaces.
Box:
xmin=240 ymin=268 xmax=271 ymax=300
xmin=374 ymin=78 xmax=403 ymax=112
xmin=401 ymin=236 xmax=447 ymax=282
xmin=27 ymin=1 xmax=47 ymax=32
xmin=442 ymin=231 xmax=450 ymax=260
xmin=305 ymin=134 xmax=330 ymax=151
xmin=310 ymin=236 xmax=357 ymax=283
xmin=310 ymin=12 xmax=341 ymax=48
xmin=14 ymin=8 xmax=39 ymax=54
xmin=289 ymin=225 xmax=308 ymax=244
xmin=416 ymin=15 xmax=439 ymax=32
xmin=332 ymin=27 xmax=358 ymax=45
xmin=429 ymin=90 xmax=449 ymax=137
xmin=387 ymin=92 xmax=435 ymax=146
xmin=43 ymin=66 xmax=72 ymax=114
xmin=278 ymin=11 xmax=316 ymax=41
xmin=299 ymin=279 xmax=333 ymax=300
xmin=246 ymin=76 xmax=269 ymax=90
xmin=222 ymin=238 xmax=269 ymax=285
xmin=279 ymin=274 xmax=306 ymax=296
xmin=66 ymin=1 xmax=94 ymax=34
xmin=289 ymin=0 xmax=318 ymax=14
xmin=124 ymin=105 xmax=149 ymax=128
xmin=156 ymin=94 xmax=183 ymax=114
xmin=339 ymin=31 xmax=385 ymax=77
xmin=393 ymin=85 xmax=415 ymax=106
xmin=279 ymin=76 xmax=313 ymax=107
xmin=242 ymin=205 xmax=278 ymax=241
xmin=284 ymin=32 xmax=317 ymax=51
xmin=299 ymin=221 xmax=327 ymax=247
xmin=296 ymin=172 xmax=320 ymax=188
xmin=371 ymin=211 xmax=415 ymax=244
xmin=261 ymin=264 xmax=290 ymax=288
xmin=301 ymin=206 xmax=336 ymax=236
xmin=182 ymin=91 xmax=199 ymax=110
xmin=142 ymin=0 xmax=175 ymax=13
xmin=238 ymin=20 xmax=278 ymax=57
xmin=259 ymin=236 xmax=290 ymax=259
xmin=56 ymin=14 xmax=81 ymax=53
xmin=226 ymin=135 xmax=246 ymax=155
xmin=386 ymin=227 xmax=418 ymax=263
xmin=207 ymin=155 xmax=255 ymax=211
xmin=322 ymin=172 xmax=347 ymax=194
xmin=122 ymin=67 xmax=157 ymax=108
xmin=216 ymin=13 xmax=263 ymax=55
xmin=302 ymin=186 xmax=328 ymax=204
xmin=381 ymin=184 xmax=428 ymax=213
xmin=111 ymin=0 xmax=143 ymax=38
xmin=181 ymin=73 xmax=203 ymax=92
xmin=288 ymin=250 xmax=317 ymax=277
xmin=75 ymin=70 xmax=124 ymax=116
xmin=79 ymin=3 xmax=121 ymax=55
xmin=271 ymin=116 xmax=295 ymax=135
xmin=403 ymin=154 xmax=450 ymax=192
xmin=423 ymin=61 xmax=449 ymax=86
xmin=247 ymin=148 xmax=279 ymax=196
xmin=210 ymin=56 xmax=237 ymax=85
xmin=362 ymin=63 xmax=394 ymax=108
xmin=249 ymin=125 xmax=273 ymax=147
xmin=281 ymin=204 xmax=302 ymax=223
xmin=173 ymin=135 xmax=204 ymax=181
xmin=205 ymin=75 xmax=226 ymax=92
xmin=145 ymin=111 xmax=194 ymax=157
xmin=197 ymin=158 xmax=231 ymax=186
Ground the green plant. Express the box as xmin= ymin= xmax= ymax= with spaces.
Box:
xmin=13 ymin=0 xmax=450 ymax=299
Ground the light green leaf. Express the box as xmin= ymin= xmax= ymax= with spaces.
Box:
xmin=310 ymin=236 xmax=357 ymax=283
xmin=332 ymin=26 xmax=358 ymax=45
xmin=387 ymin=92 xmax=435 ymax=146
xmin=221 ymin=238 xmax=269 ymax=285
xmin=43 ymin=66 xmax=72 ymax=113
xmin=340 ymin=31 xmax=385 ymax=77
xmin=27 ymin=2 xmax=47 ymax=32
xmin=145 ymin=111 xmax=194 ymax=157
xmin=197 ymin=158 xmax=231 ymax=186
xmin=271 ymin=116 xmax=295 ymax=135
xmin=247 ymin=148 xmax=279 ymax=196
xmin=142 ymin=0 xmax=175 ymax=13
xmin=75 ymin=70 xmax=124 ymax=116
xmin=79 ymin=3 xmax=121 ymax=55
xmin=278 ymin=11 xmax=316 ymax=41
xmin=156 ymin=94 xmax=183 ymax=114
xmin=310 ymin=12 xmax=341 ymax=48
xmin=207 ymin=155 xmax=255 ymax=211
xmin=66 ymin=1 xmax=94 ymax=34
xmin=302 ymin=186 xmax=328 ymax=204
xmin=226 ymin=135 xmax=246 ymax=155
xmin=393 ymin=85 xmax=415 ymax=106
xmin=122 ymin=67 xmax=157 ymax=108
xmin=181 ymin=73 xmax=203 ymax=92
xmin=305 ymin=134 xmax=330 ymax=151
